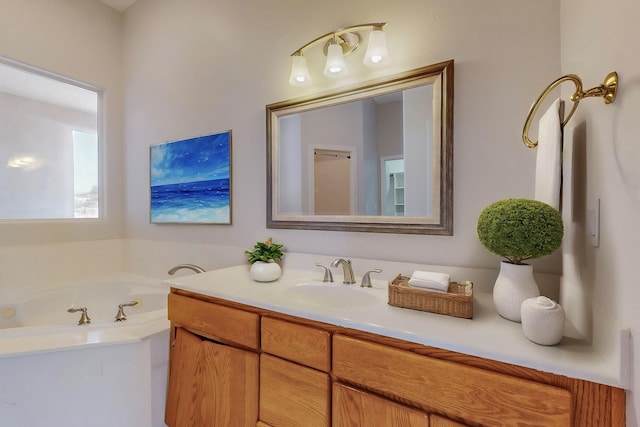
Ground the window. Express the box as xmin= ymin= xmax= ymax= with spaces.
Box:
xmin=0 ymin=57 xmax=101 ymax=220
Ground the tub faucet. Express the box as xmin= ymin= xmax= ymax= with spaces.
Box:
xmin=67 ymin=307 xmax=91 ymax=325
xmin=331 ymin=258 xmax=356 ymax=284
xmin=168 ymin=264 xmax=206 ymax=275
xmin=114 ymin=300 xmax=140 ymax=322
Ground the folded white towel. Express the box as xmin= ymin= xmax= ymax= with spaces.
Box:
xmin=408 ymin=271 xmax=450 ymax=292
xmin=534 ymin=98 xmax=564 ymax=210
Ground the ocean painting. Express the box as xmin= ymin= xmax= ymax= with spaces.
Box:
xmin=150 ymin=131 xmax=231 ymax=224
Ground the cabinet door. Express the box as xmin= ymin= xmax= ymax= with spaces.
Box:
xmin=260 ymin=353 xmax=330 ymax=427
xmin=333 ymin=383 xmax=429 ymax=427
xmin=333 ymin=335 xmax=572 ymax=426
xmin=165 ymin=327 xmax=259 ymax=427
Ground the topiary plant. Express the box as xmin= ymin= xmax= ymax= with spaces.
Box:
xmin=476 ymin=198 xmax=563 ymax=265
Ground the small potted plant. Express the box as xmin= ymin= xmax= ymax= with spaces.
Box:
xmin=476 ymin=198 xmax=563 ymax=322
xmin=245 ymin=238 xmax=285 ymax=282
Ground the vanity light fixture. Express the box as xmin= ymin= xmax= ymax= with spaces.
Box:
xmin=288 ymin=22 xmax=390 ymax=86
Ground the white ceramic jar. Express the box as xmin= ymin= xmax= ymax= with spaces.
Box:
xmin=520 ymin=296 xmax=565 ymax=346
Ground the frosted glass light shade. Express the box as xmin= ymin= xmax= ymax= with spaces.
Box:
xmin=323 ymin=43 xmax=348 ymax=78
xmin=288 ymin=55 xmax=312 ymax=86
xmin=363 ymin=29 xmax=390 ymax=67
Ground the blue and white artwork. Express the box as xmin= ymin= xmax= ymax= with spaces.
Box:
xmin=150 ymin=131 xmax=231 ymax=224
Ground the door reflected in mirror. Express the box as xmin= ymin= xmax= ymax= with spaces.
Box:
xmin=267 ymin=60 xmax=453 ymax=235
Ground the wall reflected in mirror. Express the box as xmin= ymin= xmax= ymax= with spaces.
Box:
xmin=279 ymin=84 xmax=434 ymax=217
xmin=267 ymin=60 xmax=453 ymax=234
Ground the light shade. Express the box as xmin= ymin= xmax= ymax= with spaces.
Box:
xmin=363 ymin=28 xmax=390 ymax=67
xmin=288 ymin=55 xmax=312 ymax=86
xmin=323 ymin=43 xmax=348 ymax=78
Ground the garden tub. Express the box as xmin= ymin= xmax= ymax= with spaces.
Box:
xmin=0 ymin=277 xmax=170 ymax=427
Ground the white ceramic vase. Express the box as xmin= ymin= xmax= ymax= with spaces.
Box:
xmin=521 ymin=296 xmax=565 ymax=346
xmin=249 ymin=261 xmax=281 ymax=282
xmin=492 ymin=261 xmax=540 ymax=322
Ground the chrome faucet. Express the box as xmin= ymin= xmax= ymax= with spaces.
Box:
xmin=360 ymin=269 xmax=382 ymax=288
xmin=331 ymin=258 xmax=356 ymax=284
xmin=315 ymin=263 xmax=334 ymax=283
xmin=168 ymin=264 xmax=206 ymax=275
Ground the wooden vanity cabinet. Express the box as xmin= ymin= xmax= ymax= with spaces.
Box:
xmin=166 ymin=289 xmax=625 ymax=427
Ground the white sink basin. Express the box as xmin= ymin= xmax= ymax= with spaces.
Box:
xmin=281 ymin=282 xmax=381 ymax=308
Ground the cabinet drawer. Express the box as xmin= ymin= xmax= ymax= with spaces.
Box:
xmin=168 ymin=293 xmax=259 ymax=350
xmin=262 ymin=317 xmax=331 ymax=372
xmin=333 ymin=383 xmax=430 ymax=427
xmin=333 ymin=335 xmax=572 ymax=427
xmin=260 ymin=353 xmax=330 ymax=427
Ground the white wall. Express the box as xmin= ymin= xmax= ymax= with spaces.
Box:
xmin=121 ymin=0 xmax=561 ymax=273
xmin=0 ymin=0 xmax=124 ymax=244
xmin=561 ymin=0 xmax=640 ymax=424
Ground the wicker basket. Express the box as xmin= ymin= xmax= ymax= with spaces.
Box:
xmin=388 ymin=274 xmax=474 ymax=319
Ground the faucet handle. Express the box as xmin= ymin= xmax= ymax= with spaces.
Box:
xmin=67 ymin=307 xmax=91 ymax=325
xmin=315 ymin=263 xmax=334 ymax=283
xmin=114 ymin=300 xmax=141 ymax=322
xmin=361 ymin=269 xmax=382 ymax=288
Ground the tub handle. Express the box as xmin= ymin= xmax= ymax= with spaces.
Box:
xmin=67 ymin=307 xmax=91 ymax=325
xmin=114 ymin=300 xmax=139 ymax=322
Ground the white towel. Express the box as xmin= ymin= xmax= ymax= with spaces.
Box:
xmin=408 ymin=271 xmax=450 ymax=292
xmin=534 ymin=98 xmax=564 ymax=210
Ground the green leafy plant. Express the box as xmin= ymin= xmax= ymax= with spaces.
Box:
xmin=244 ymin=238 xmax=284 ymax=264
xmin=476 ymin=198 xmax=563 ymax=264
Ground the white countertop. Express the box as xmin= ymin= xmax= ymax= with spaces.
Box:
xmin=165 ymin=264 xmax=628 ymax=389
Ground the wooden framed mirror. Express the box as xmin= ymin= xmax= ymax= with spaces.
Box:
xmin=267 ymin=60 xmax=453 ymax=235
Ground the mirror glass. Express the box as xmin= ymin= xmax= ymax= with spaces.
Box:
xmin=267 ymin=60 xmax=453 ymax=234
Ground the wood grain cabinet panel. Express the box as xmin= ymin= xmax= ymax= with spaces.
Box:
xmin=333 ymin=334 xmax=572 ymax=427
xmin=260 ymin=353 xmax=330 ymax=427
xmin=262 ymin=316 xmax=331 ymax=372
xmin=430 ymin=414 xmax=470 ymax=427
xmin=168 ymin=292 xmax=259 ymax=349
xmin=165 ymin=327 xmax=259 ymax=427
xmin=333 ymin=382 xmax=430 ymax=427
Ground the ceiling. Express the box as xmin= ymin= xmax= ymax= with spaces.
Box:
xmin=100 ymin=0 xmax=137 ymax=12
